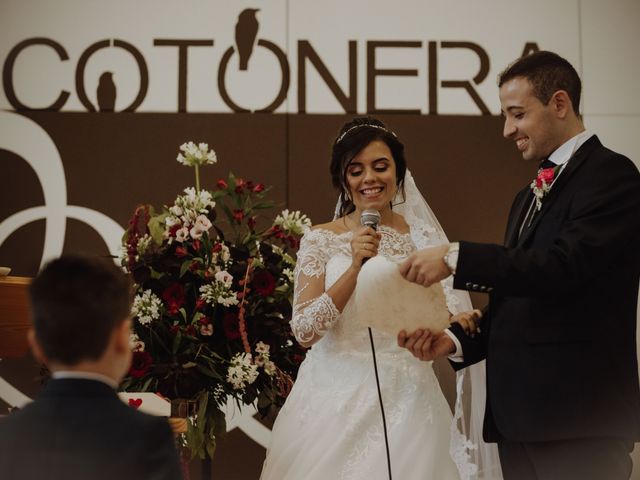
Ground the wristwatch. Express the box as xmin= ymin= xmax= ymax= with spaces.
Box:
xmin=443 ymin=242 xmax=460 ymax=275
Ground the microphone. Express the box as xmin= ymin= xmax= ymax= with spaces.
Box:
xmin=359 ymin=209 xmax=380 ymax=265
xmin=360 ymin=209 xmax=380 ymax=231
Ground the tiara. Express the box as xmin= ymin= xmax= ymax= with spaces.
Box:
xmin=335 ymin=123 xmax=397 ymax=144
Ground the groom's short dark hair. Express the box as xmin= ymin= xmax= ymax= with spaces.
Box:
xmin=29 ymin=255 xmax=133 ymax=365
xmin=499 ymin=50 xmax=582 ymax=115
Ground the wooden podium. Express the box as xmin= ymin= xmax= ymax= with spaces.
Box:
xmin=0 ymin=276 xmax=31 ymax=358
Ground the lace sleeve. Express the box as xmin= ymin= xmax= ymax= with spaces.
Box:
xmin=290 ymin=229 xmax=340 ymax=344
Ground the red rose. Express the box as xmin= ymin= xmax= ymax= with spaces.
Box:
xmin=175 ymin=246 xmax=188 ymax=258
xmin=236 ymin=178 xmax=246 ymax=189
xmin=129 ymin=351 xmax=153 ymax=378
xmin=162 ymin=283 xmax=185 ymax=315
xmin=252 ymin=270 xmax=276 ymax=296
xmin=216 ymin=179 xmax=228 ymax=189
xmin=223 ymin=312 xmax=241 ymax=340
xmin=233 ymin=209 xmax=245 ymax=223
xmin=539 ymin=167 xmax=555 ymax=184
xmin=252 ymin=183 xmax=265 ymax=193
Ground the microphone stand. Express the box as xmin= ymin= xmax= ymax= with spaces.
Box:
xmin=361 ymin=209 xmax=392 ymax=479
xmin=367 ymin=327 xmax=393 ymax=480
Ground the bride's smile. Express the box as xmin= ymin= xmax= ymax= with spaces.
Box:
xmin=346 ymin=139 xmax=397 ymax=214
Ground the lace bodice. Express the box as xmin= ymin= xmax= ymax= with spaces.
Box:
xmin=290 ymin=225 xmax=416 ymax=352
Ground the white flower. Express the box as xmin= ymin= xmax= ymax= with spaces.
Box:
xmin=220 ymin=244 xmax=231 ymax=263
xmin=176 ymin=141 xmax=218 ymax=167
xmin=175 ymin=227 xmax=189 ymax=243
xmin=132 ymin=289 xmax=162 ymax=325
xmin=169 ymin=205 xmax=183 ymax=216
xmin=282 ymin=267 xmax=294 ymax=282
xmin=129 ymin=333 xmax=145 ymax=352
xmin=200 ymin=324 xmax=214 ymax=336
xmin=274 ymin=209 xmax=312 ymax=235
xmin=226 ymin=352 xmax=259 ymax=390
xmin=189 ymin=215 xmax=212 ymax=239
xmin=255 ymin=341 xmax=270 ymax=355
xmin=165 ymin=216 xmax=181 ymax=228
xmin=136 ymin=234 xmax=152 ymax=259
xmin=199 ymin=283 xmax=239 ymax=307
xmin=264 ymin=360 xmax=276 ymax=376
xmin=214 ymin=270 xmax=233 ymax=288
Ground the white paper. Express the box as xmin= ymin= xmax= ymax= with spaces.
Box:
xmin=354 ymin=256 xmax=450 ymax=335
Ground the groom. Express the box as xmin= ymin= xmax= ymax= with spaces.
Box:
xmin=398 ymin=51 xmax=640 ymax=479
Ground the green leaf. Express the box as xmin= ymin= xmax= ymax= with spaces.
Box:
xmin=172 ymin=331 xmax=182 ymax=354
xmin=148 ymin=211 xmax=169 ymax=245
xmin=196 ymin=364 xmax=224 ymax=381
xmin=179 ymin=260 xmax=192 ymax=278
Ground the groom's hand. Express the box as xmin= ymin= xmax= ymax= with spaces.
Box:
xmin=397 ymin=329 xmax=455 ymax=361
xmin=399 ymin=245 xmax=450 ymax=287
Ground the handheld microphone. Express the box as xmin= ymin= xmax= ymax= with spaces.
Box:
xmin=360 ymin=209 xmax=380 ymax=230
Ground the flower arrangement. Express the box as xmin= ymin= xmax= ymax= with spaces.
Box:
xmin=119 ymin=142 xmax=310 ymax=459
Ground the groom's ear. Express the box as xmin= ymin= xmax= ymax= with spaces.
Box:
xmin=550 ymin=90 xmax=573 ymax=119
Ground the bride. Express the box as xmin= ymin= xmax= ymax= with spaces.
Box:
xmin=260 ymin=117 xmax=500 ymax=480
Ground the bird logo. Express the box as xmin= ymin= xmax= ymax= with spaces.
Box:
xmin=97 ymin=71 xmax=116 ymax=112
xmin=235 ymin=8 xmax=260 ymax=71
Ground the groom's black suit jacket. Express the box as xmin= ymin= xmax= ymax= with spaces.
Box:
xmin=449 ymin=135 xmax=640 ymax=443
xmin=0 ymin=378 xmax=182 ymax=480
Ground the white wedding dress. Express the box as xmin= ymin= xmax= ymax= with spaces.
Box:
xmin=259 ymin=226 xmax=461 ymax=480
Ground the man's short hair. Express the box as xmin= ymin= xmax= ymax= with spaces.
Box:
xmin=498 ymin=50 xmax=582 ymax=115
xmin=29 ymin=255 xmax=133 ymax=365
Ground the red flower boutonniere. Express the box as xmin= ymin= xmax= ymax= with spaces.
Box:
xmin=530 ymin=165 xmax=561 ymax=210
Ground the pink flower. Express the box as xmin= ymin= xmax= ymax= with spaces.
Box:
xmin=216 ymin=179 xmax=228 ymax=189
xmin=252 ymin=183 xmax=265 ymax=193
xmin=200 ymin=324 xmax=214 ymax=336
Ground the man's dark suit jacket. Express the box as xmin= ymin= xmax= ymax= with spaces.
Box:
xmin=449 ymin=135 xmax=640 ymax=443
xmin=0 ymin=378 xmax=183 ymax=480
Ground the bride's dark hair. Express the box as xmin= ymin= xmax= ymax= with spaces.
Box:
xmin=330 ymin=117 xmax=407 ymax=217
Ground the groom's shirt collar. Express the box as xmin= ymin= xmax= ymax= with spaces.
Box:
xmin=52 ymin=371 xmax=118 ymax=389
xmin=548 ymin=130 xmax=594 ymax=167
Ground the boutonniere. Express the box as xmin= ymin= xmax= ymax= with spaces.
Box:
xmin=530 ymin=165 xmax=561 ymax=210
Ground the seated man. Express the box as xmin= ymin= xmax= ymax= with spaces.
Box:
xmin=0 ymin=255 xmax=182 ymax=480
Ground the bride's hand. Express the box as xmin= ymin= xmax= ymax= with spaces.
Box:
xmin=450 ymin=309 xmax=483 ymax=337
xmin=350 ymin=226 xmax=380 ymax=270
